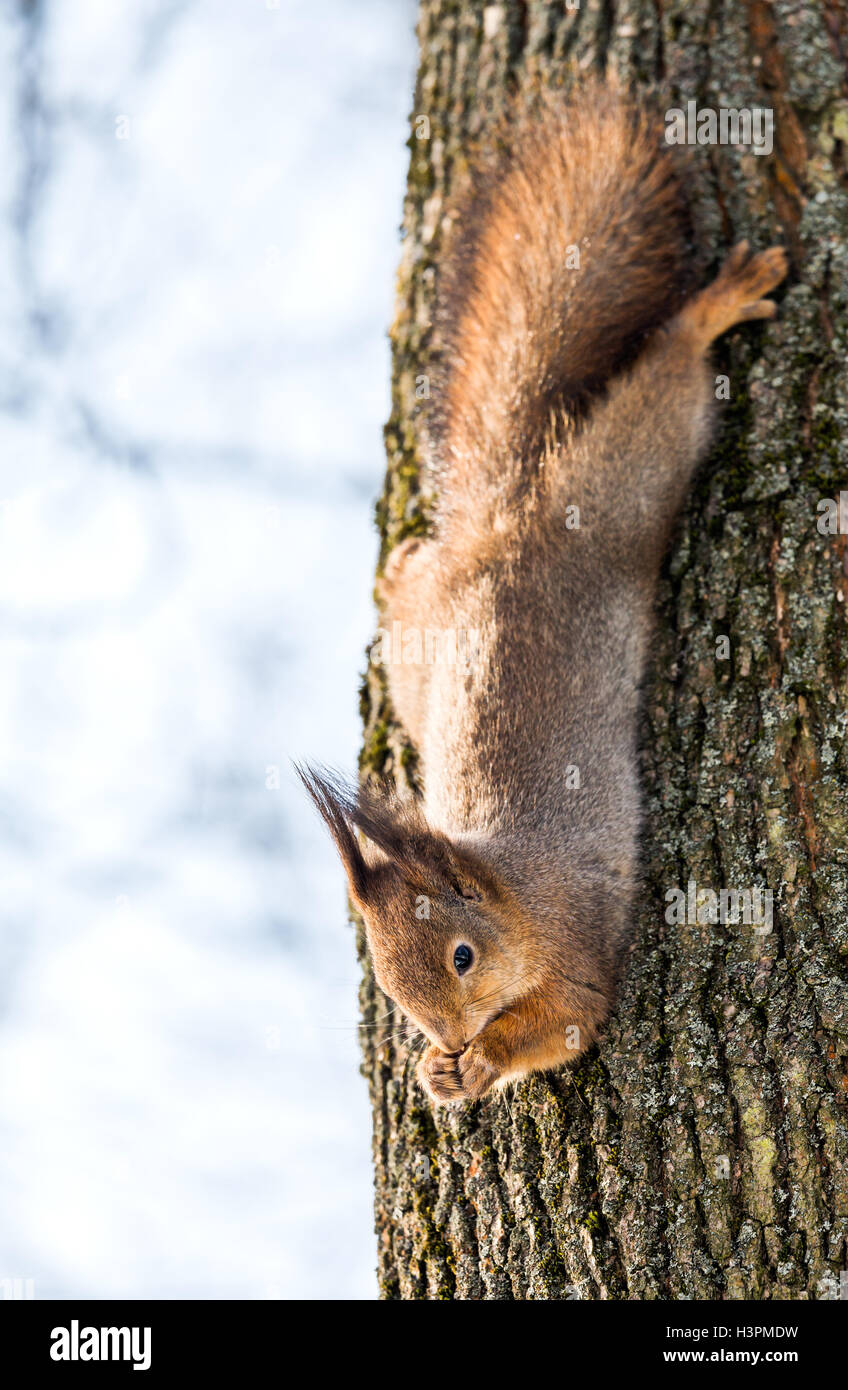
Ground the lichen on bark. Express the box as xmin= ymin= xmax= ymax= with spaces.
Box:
xmin=358 ymin=0 xmax=848 ymax=1300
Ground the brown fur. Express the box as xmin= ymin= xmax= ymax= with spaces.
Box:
xmin=301 ymin=80 xmax=788 ymax=1105
xmin=429 ymin=82 xmax=694 ymax=498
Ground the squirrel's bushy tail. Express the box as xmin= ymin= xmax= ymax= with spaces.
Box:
xmin=430 ymin=81 xmax=692 ymax=493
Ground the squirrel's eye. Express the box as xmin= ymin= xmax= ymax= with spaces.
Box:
xmin=453 ymin=943 xmax=474 ymax=975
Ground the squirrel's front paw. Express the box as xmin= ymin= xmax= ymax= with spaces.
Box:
xmin=417 ymin=1042 xmax=501 ymax=1105
xmin=417 ymin=1045 xmax=464 ymax=1103
xmin=456 ymin=1040 xmax=501 ymax=1100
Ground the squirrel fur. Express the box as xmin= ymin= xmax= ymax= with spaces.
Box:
xmin=300 ymin=80 xmax=788 ymax=1105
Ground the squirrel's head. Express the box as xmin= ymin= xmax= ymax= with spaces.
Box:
xmin=298 ymin=766 xmax=528 ymax=1054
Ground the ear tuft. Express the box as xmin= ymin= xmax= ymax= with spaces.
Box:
xmin=294 ymin=763 xmax=369 ymax=903
xmin=296 ymin=763 xmax=501 ymax=903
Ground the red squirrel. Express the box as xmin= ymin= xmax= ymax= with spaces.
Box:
xmin=300 ymin=81 xmax=787 ymax=1104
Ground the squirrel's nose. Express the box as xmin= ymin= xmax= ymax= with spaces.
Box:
xmin=430 ymin=1018 xmax=464 ymax=1054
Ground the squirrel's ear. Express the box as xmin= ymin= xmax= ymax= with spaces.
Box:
xmin=295 ymin=764 xmax=370 ymax=906
xmin=345 ymin=786 xmax=495 ymax=898
xmin=297 ymin=764 xmax=500 ymax=903
xmin=434 ymin=838 xmax=500 ymax=902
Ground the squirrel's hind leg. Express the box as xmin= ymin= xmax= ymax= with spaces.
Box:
xmin=680 ymin=241 xmax=788 ymax=352
xmin=542 ymin=241 xmax=788 ymax=553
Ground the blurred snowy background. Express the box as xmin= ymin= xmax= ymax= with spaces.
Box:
xmin=0 ymin=0 xmax=416 ymax=1299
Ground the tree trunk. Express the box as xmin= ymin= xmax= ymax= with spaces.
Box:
xmin=358 ymin=0 xmax=848 ymax=1300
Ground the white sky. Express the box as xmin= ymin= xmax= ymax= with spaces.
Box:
xmin=0 ymin=0 xmax=417 ymax=1299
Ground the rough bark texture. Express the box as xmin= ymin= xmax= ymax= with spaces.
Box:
xmin=357 ymin=0 xmax=848 ymax=1299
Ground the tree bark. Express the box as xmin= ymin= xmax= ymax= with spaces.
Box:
xmin=358 ymin=0 xmax=848 ymax=1300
